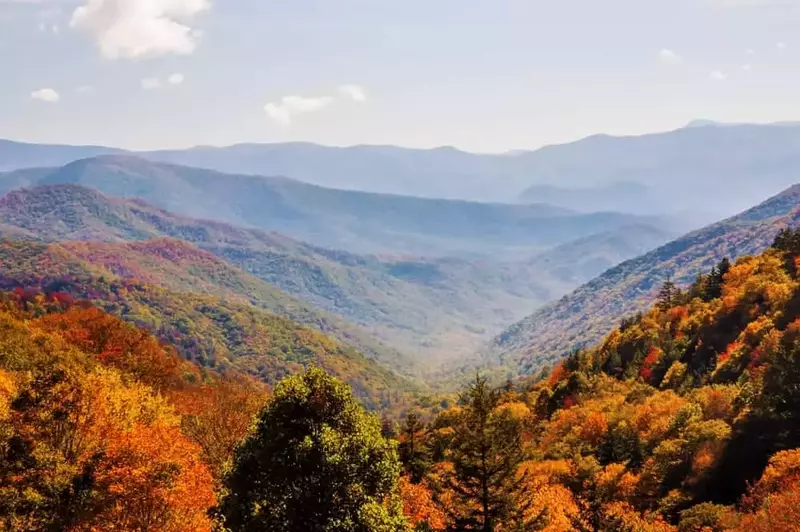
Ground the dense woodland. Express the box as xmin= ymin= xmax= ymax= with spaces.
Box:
xmin=4 ymin=225 xmax=800 ymax=529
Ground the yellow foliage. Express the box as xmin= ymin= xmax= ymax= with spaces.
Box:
xmin=601 ymin=502 xmax=677 ymax=531
xmin=633 ymin=391 xmax=688 ymax=448
xmin=0 ymin=369 xmax=15 ymax=421
xmin=493 ymin=401 xmax=532 ymax=421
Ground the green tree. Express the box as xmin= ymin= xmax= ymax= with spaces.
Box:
xmin=399 ymin=411 xmax=430 ymax=484
xmin=657 ymin=275 xmax=677 ymax=311
xmin=217 ymin=367 xmax=406 ymax=532
xmin=444 ymin=375 xmax=531 ymax=532
xmin=703 ymin=258 xmax=731 ymax=301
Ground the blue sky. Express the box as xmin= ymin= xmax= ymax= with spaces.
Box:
xmin=1 ymin=0 xmax=799 ymax=152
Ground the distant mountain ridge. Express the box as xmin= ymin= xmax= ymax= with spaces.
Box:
xmin=4 ymin=121 xmax=800 ymax=218
xmin=0 ymin=155 xmax=662 ymax=259
xmin=484 ymin=183 xmax=800 ymax=376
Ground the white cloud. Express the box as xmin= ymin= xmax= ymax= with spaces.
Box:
xmin=141 ymin=77 xmax=161 ymax=90
xmin=30 ymin=88 xmax=60 ymax=103
xmin=264 ymin=95 xmax=334 ymax=125
xmin=339 ymin=84 xmax=367 ymax=102
xmin=168 ymin=72 xmax=185 ymax=85
xmin=710 ymin=70 xmax=728 ymax=81
xmin=745 ymin=48 xmax=756 ymax=56
xmin=742 ymin=63 xmax=752 ymax=71
xmin=76 ymin=85 xmax=93 ymax=93
xmin=776 ymin=41 xmax=788 ymax=50
xmin=69 ymin=0 xmax=210 ymax=60
xmin=659 ymin=49 xmax=683 ymax=64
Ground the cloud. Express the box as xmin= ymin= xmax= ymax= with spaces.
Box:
xmin=742 ymin=63 xmax=752 ymax=71
xmin=776 ymin=41 xmax=788 ymax=50
xmin=168 ymin=72 xmax=185 ymax=85
xmin=141 ymin=77 xmax=161 ymax=90
xmin=710 ymin=70 xmax=728 ymax=81
xmin=69 ymin=0 xmax=210 ymax=60
xmin=745 ymin=48 xmax=756 ymax=56
xmin=76 ymin=85 xmax=93 ymax=93
xmin=659 ymin=49 xmax=683 ymax=64
xmin=30 ymin=88 xmax=60 ymax=102
xmin=339 ymin=84 xmax=367 ymax=102
xmin=264 ymin=95 xmax=334 ymax=125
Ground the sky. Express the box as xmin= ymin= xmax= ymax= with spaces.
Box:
xmin=1 ymin=0 xmax=799 ymax=152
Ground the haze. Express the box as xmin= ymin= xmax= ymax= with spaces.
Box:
xmin=1 ymin=0 xmax=799 ymax=152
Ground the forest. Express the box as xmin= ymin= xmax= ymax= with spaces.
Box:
xmin=4 ymin=228 xmax=800 ymax=530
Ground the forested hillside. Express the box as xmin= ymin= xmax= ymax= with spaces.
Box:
xmin=7 ymin=227 xmax=800 ymax=530
xmin=0 ymin=292 xmax=265 ymax=530
xmin=387 ymin=228 xmax=800 ymax=531
xmin=0 ymin=184 xmax=673 ymax=359
xmin=488 ymin=183 xmax=800 ymax=377
xmin=0 ymin=239 xmax=412 ymax=408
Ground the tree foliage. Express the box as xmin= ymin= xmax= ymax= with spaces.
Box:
xmin=217 ymin=367 xmax=406 ymax=532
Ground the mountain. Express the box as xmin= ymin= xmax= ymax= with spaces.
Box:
xmin=0 ymin=184 xmax=675 ymax=362
xmin=525 ymin=223 xmax=674 ymax=285
xmin=4 ymin=122 xmax=800 ymax=220
xmin=0 ymin=139 xmax=121 ymax=171
xmin=0 ymin=156 xmax=662 ymax=260
xmin=518 ymin=182 xmax=655 ymax=213
xmin=514 ymin=122 xmax=800 ymax=222
xmin=0 ymin=238 xmax=412 ymax=407
xmin=486 ymin=183 xmax=800 ymax=376
xmin=144 ymin=143 xmax=524 ymax=202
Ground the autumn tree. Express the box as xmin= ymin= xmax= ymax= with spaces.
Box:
xmin=443 ymin=375 xmax=531 ymax=532
xmin=217 ymin=367 xmax=406 ymax=532
xmin=177 ymin=374 xmax=267 ymax=481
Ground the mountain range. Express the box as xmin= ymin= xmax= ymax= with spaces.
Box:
xmin=0 ymin=155 xmax=666 ymax=260
xmin=0 ymin=183 xmax=673 ymax=361
xmin=4 ymin=121 xmax=800 ymax=221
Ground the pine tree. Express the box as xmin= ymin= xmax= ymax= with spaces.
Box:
xmin=399 ymin=411 xmax=430 ymax=484
xmin=657 ymin=275 xmax=677 ymax=311
xmin=703 ymin=258 xmax=730 ymax=301
xmin=217 ymin=367 xmax=406 ymax=532
xmin=444 ymin=375 xmax=531 ymax=532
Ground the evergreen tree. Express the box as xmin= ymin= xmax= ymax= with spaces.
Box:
xmin=399 ymin=411 xmax=430 ymax=484
xmin=657 ymin=275 xmax=677 ymax=311
xmin=703 ymin=258 xmax=730 ymax=301
xmin=444 ymin=375 xmax=531 ymax=532
xmin=217 ymin=367 xmax=406 ymax=532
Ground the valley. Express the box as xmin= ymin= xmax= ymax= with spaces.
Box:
xmin=0 ymin=164 xmax=674 ymax=361
xmin=3 ymin=127 xmax=800 ymax=532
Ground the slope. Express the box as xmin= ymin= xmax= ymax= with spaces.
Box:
xmin=0 ymin=238 xmax=411 ymax=407
xmin=0 ymin=184 xmax=674 ymax=360
xmin=488 ymin=183 xmax=800 ymax=376
xmin=0 ymin=155 xmax=666 ymax=259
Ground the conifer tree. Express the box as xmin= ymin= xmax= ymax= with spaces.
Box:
xmin=703 ymin=258 xmax=730 ymax=301
xmin=399 ymin=411 xmax=430 ymax=484
xmin=657 ymin=275 xmax=677 ymax=311
xmin=444 ymin=375 xmax=531 ymax=532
